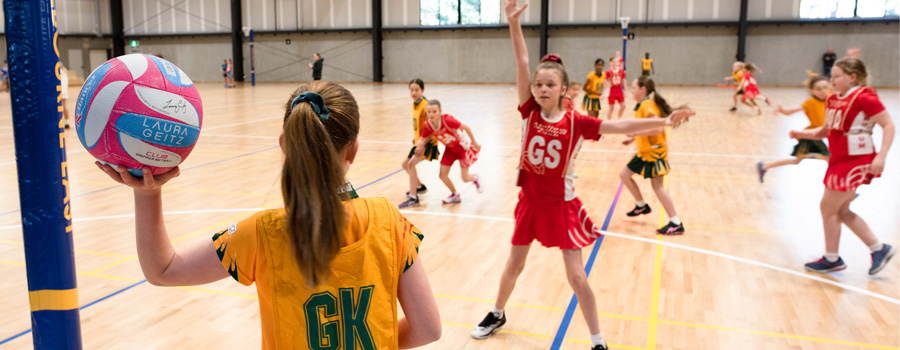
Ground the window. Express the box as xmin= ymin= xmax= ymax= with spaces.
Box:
xmin=857 ymin=0 xmax=900 ymax=16
xmin=800 ymin=0 xmax=899 ymax=18
xmin=420 ymin=0 xmax=500 ymax=25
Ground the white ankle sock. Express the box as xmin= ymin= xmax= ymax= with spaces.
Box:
xmin=669 ymin=216 xmax=681 ymax=225
xmin=491 ymin=308 xmax=504 ymax=318
xmin=824 ymin=253 xmax=840 ymax=262
xmin=869 ymin=242 xmax=884 ymax=252
xmin=590 ymin=333 xmax=606 ymax=346
xmin=636 ymin=200 xmax=647 ymax=207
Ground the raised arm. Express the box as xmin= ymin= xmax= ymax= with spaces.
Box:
xmin=96 ymin=164 xmax=230 ymax=286
xmin=600 ymin=108 xmax=695 ymax=135
xmin=868 ymin=110 xmax=894 ymax=175
xmin=790 ymin=126 xmax=828 ymax=140
xmin=505 ymin=0 xmax=531 ymax=106
xmin=629 ymin=127 xmax=666 ymax=137
xmin=776 ymin=105 xmax=803 ymax=116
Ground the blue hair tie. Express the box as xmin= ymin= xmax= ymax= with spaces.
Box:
xmin=290 ymin=92 xmax=331 ymax=121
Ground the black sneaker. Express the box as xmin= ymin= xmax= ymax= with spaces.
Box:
xmin=656 ymin=221 xmax=685 ymax=235
xmin=626 ymin=204 xmax=652 ymax=217
xmin=471 ymin=311 xmax=506 ymax=339
xmin=406 ymin=184 xmax=428 ymax=196
xmin=729 ymin=106 xmax=737 ymax=112
xmin=592 ymin=343 xmax=609 ymax=350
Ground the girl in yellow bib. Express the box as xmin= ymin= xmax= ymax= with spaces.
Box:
xmin=619 ymin=76 xmax=685 ymax=235
xmin=96 ymin=81 xmax=442 ymax=349
xmin=756 ymin=76 xmax=831 ymax=182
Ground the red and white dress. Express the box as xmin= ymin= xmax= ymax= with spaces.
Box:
xmin=421 ymin=114 xmax=479 ymax=167
xmin=741 ymin=71 xmax=760 ymax=100
xmin=823 ymin=86 xmax=884 ymax=192
xmin=514 ymin=96 xmax=604 ymax=249
xmin=606 ymin=68 xmax=626 ymax=104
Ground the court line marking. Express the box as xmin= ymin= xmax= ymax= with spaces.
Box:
xmin=0 ymin=166 xmax=409 ymax=347
xmin=0 ymin=145 xmax=281 ymax=219
xmin=648 ymin=176 xmax=670 ymax=349
xmin=3 ymin=169 xmax=895 ymax=347
xmin=396 ymin=210 xmax=900 ymax=306
xmin=192 ymin=136 xmax=787 ymax=160
xmin=439 ymin=321 xmax=646 ymax=350
xmin=0 ymin=239 xmax=132 ymax=259
xmin=0 ymin=155 xmax=392 ymax=222
xmin=202 ymin=115 xmax=284 ymax=131
xmin=0 ymin=279 xmax=148 ymax=347
xmin=550 ymin=183 xmax=622 ymax=349
xmin=0 ymin=256 xmax=895 ymax=349
xmin=56 ymin=165 xmax=403 ymax=273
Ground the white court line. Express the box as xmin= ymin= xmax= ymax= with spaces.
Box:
xmin=198 ymin=136 xmax=783 ymax=159
xmin=202 ymin=115 xmax=284 ymax=131
xmin=197 ymin=136 xmax=783 ymax=159
xmin=0 ymin=149 xmax=91 ymax=168
xmin=398 ymin=210 xmax=900 ymax=306
xmin=203 ymin=133 xmax=277 ymax=140
xmin=3 ymin=208 xmax=896 ymax=305
xmin=363 ymin=140 xmax=785 ymax=159
xmin=0 ymin=208 xmax=271 ymax=231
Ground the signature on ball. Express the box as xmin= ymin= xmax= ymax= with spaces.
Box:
xmin=163 ymin=99 xmax=189 ymax=114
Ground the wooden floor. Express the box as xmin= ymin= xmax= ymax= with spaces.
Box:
xmin=1 ymin=82 xmax=898 ymax=350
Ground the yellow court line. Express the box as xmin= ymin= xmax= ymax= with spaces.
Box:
xmin=440 ymin=321 xmax=644 ymax=350
xmin=72 ymin=179 xmax=281 ymax=199
xmin=1 ymin=259 xmax=896 ymax=349
xmin=657 ymin=320 xmax=900 ymax=350
xmin=31 ymin=158 xmax=394 ymax=276
xmin=170 ymin=199 xmax=283 ymax=244
xmin=347 ymin=158 xmax=394 ymax=178
xmin=648 ymin=235 xmax=664 ymax=349
xmin=127 ymin=157 xmax=394 ymax=247
xmin=0 ymin=239 xmax=131 ymax=259
xmin=572 ymin=172 xmax=762 ymax=185
xmin=173 ymin=286 xmax=258 ymax=299
xmin=682 ymin=225 xmax=900 ymax=244
xmin=433 ymin=293 xmax=564 ymax=312
xmin=88 ymin=256 xmax=138 ymax=274
xmin=73 ymin=249 xmax=133 ymax=259
xmin=686 ymin=225 xmax=784 ymax=235
xmin=78 ymin=271 xmax=141 ymax=282
xmin=647 ymin=174 xmax=670 ymax=350
xmin=0 ymin=259 xmax=25 ymax=266
xmin=90 ymin=201 xmax=283 ymax=274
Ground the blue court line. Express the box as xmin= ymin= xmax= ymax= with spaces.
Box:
xmin=0 ymin=279 xmax=148 ymax=347
xmin=356 ymin=168 xmax=405 ymax=190
xmin=0 ymin=330 xmax=30 ymax=347
xmin=0 ymin=167 xmax=403 ymax=348
xmin=549 ymin=182 xmax=624 ymax=350
xmin=0 ymin=146 xmax=280 ymax=219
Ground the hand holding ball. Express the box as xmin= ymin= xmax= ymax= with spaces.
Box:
xmin=74 ymin=54 xmax=202 ymax=177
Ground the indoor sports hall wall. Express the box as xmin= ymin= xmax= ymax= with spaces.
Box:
xmin=746 ymin=23 xmax=900 ymax=87
xmin=13 ymin=0 xmax=898 ymax=87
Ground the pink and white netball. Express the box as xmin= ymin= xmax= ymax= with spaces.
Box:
xmin=74 ymin=54 xmax=202 ymax=176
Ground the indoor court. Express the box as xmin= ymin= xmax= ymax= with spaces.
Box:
xmin=1 ymin=1 xmax=899 ymax=350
